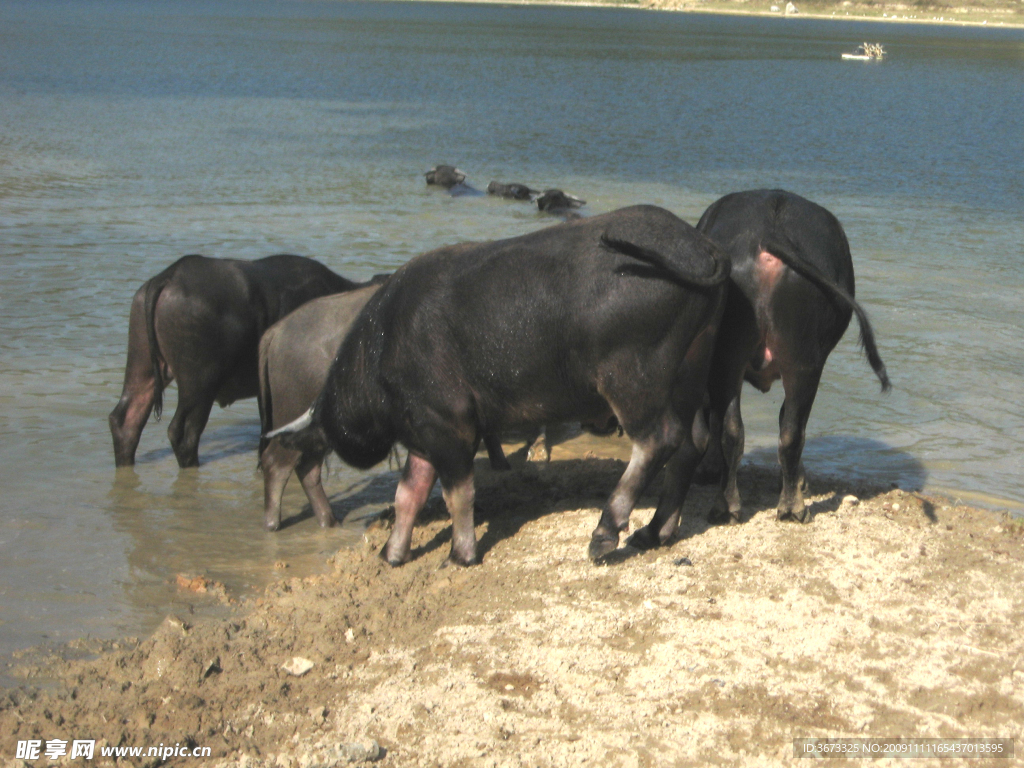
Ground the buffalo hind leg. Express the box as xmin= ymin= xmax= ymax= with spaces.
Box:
xmin=296 ymin=453 xmax=334 ymax=528
xmin=381 ymin=453 xmax=437 ymax=566
xmin=109 ymin=379 xmax=158 ymax=467
xmin=110 ymin=289 xmax=162 ymax=467
xmin=589 ymin=426 xmax=681 ymax=561
xmin=167 ymin=388 xmax=216 ymax=468
xmin=776 ymin=367 xmax=822 ymax=522
xmin=261 ymin=438 xmax=301 ymax=531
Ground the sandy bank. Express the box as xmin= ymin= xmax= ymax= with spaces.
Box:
xmin=2 ymin=455 xmax=1022 ymax=767
xmin=403 ymin=0 xmax=1024 ymax=29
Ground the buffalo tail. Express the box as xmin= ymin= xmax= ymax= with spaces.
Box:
xmin=761 ymin=234 xmax=891 ymax=392
xmin=600 ymin=235 xmax=731 ymax=289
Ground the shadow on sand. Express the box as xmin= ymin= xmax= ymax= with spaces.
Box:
xmin=379 ymin=435 xmax=931 ymax=565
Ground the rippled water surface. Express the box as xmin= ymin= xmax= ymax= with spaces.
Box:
xmin=1 ymin=0 xmax=1022 ymax=657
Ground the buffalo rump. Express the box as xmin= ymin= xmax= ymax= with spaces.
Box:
xmin=109 ymin=254 xmax=363 ymax=468
xmin=696 ymin=189 xmax=890 ymax=523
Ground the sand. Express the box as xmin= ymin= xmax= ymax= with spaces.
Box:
xmin=404 ymin=0 xmax=1024 ymax=28
xmin=2 ymin=453 xmax=1022 ymax=768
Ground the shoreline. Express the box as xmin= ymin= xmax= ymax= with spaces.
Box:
xmin=400 ymin=0 xmax=1024 ymax=29
xmin=2 ymin=456 xmax=1023 ymax=766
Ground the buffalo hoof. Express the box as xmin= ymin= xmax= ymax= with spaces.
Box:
xmin=777 ymin=503 xmax=811 ymax=523
xmin=588 ymin=531 xmax=619 ymax=562
xmin=443 ymin=552 xmax=479 ymax=568
xmin=315 ymin=515 xmax=337 ymax=529
xmin=707 ymin=496 xmax=741 ymax=526
xmin=625 ymin=526 xmax=660 ymax=551
xmin=378 ymin=545 xmax=410 ymax=568
xmin=265 ymin=519 xmax=281 ymax=533
xmin=527 ymin=439 xmax=549 ymax=463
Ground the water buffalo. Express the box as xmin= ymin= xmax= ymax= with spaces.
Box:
xmin=487 ymin=181 xmax=538 ymax=201
xmin=425 ymin=165 xmax=466 ymax=189
xmin=269 ymin=205 xmax=730 ymax=566
xmin=695 ymin=189 xmax=890 ymax=524
xmin=258 ymin=272 xmax=512 ymax=531
xmin=109 ymin=254 xmax=366 ymax=469
xmin=536 ymin=189 xmax=585 ymax=213
xmin=258 ymin=284 xmax=383 ymax=531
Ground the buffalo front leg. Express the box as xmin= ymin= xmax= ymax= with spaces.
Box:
xmin=692 ymin=407 xmax=724 ymax=485
xmin=630 ymin=408 xmax=708 ymax=549
xmin=710 ymin=393 xmax=745 ymax=524
xmin=261 ymin=438 xmax=301 ymax=531
xmin=589 ymin=434 xmax=678 ymax=561
xmin=483 ymin=432 xmax=511 ymax=471
xmin=526 ymin=426 xmax=550 ymax=463
xmin=382 ymin=453 xmax=437 ymax=566
xmin=776 ymin=367 xmax=822 ymax=523
xmin=442 ymin=472 xmax=478 ymax=566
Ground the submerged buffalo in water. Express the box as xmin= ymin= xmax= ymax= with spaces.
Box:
xmin=695 ymin=189 xmax=890 ymax=523
xmin=487 ymin=181 xmax=538 ymax=201
xmin=536 ymin=189 xmax=585 ymax=213
xmin=269 ymin=205 xmax=730 ymax=566
xmin=109 ymin=254 xmax=365 ymax=468
xmin=424 ymin=165 xmax=466 ymax=189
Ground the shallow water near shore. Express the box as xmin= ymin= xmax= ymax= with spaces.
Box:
xmin=1 ymin=0 xmax=1022 ymax=659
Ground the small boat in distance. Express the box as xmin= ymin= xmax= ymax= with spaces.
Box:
xmin=843 ymin=42 xmax=886 ymax=61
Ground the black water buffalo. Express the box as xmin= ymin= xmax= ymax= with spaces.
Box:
xmin=695 ymin=189 xmax=890 ymax=524
xmin=487 ymin=181 xmax=538 ymax=201
xmin=536 ymin=189 xmax=585 ymax=213
xmin=270 ymin=205 xmax=730 ymax=566
xmin=425 ymin=165 xmax=466 ymax=189
xmin=259 ymin=271 xmax=512 ymax=531
xmin=109 ymin=254 xmax=366 ymax=468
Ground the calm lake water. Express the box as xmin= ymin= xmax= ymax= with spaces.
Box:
xmin=1 ymin=0 xmax=1022 ymax=659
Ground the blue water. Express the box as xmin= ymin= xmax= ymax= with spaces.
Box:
xmin=1 ymin=0 xmax=1022 ymax=657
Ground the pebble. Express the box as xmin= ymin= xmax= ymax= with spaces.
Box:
xmin=842 ymin=495 xmax=860 ymax=506
xmin=282 ymin=657 xmax=315 ymax=677
xmin=334 ymin=740 xmax=382 ymax=763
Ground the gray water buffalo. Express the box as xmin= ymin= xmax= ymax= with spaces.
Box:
xmin=269 ymin=205 xmax=730 ymax=566
xmin=258 ymin=284 xmax=383 ymax=530
xmin=487 ymin=181 xmax=538 ymax=201
xmin=109 ymin=254 xmax=366 ymax=468
xmin=695 ymin=189 xmax=890 ymax=524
